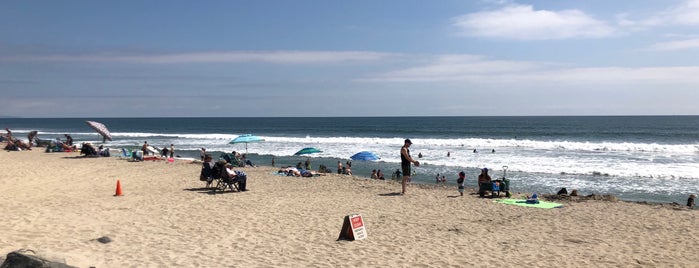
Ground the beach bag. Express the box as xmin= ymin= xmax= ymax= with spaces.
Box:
xmin=235 ymin=171 xmax=247 ymax=191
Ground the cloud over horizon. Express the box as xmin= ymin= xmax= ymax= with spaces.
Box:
xmin=453 ymin=4 xmax=616 ymax=40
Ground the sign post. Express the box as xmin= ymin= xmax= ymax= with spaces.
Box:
xmin=337 ymin=214 xmax=367 ymax=241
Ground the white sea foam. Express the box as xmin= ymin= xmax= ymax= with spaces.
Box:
xmin=18 ymin=130 xmax=699 ymax=180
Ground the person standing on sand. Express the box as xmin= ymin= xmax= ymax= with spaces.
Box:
xmin=170 ymin=144 xmax=175 ymax=158
xmin=400 ymin=139 xmax=419 ymax=195
xmin=457 ymin=171 xmax=465 ymax=196
xmin=688 ymin=194 xmax=696 ymax=208
xmin=142 ymin=141 xmax=149 ymax=156
xmin=337 ymin=161 xmax=343 ymax=174
xmin=200 ymin=148 xmax=206 ymax=161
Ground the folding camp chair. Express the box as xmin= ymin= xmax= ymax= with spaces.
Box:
xmin=211 ymin=161 xmax=244 ymax=192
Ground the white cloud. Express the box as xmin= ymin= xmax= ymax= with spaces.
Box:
xmin=648 ymin=38 xmax=699 ymax=51
xmin=453 ymin=4 xmax=615 ymax=40
xmin=362 ymin=54 xmax=553 ymax=82
xmin=622 ymin=0 xmax=699 ymax=27
xmin=665 ymin=0 xmax=699 ymax=25
xmin=361 ymin=54 xmax=699 ymax=86
xmin=2 ymin=51 xmax=395 ymax=64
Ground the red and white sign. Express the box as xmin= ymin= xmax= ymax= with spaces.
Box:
xmin=349 ymin=214 xmax=367 ymax=240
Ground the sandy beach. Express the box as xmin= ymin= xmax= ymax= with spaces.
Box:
xmin=1 ymin=149 xmax=697 ymax=267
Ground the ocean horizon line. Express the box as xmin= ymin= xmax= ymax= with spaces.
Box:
xmin=3 ymin=114 xmax=699 ymax=119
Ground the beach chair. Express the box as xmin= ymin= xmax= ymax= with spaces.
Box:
xmin=215 ymin=174 xmax=240 ymax=192
xmin=219 ymin=153 xmax=244 ymax=167
xmin=211 ymin=161 xmax=241 ymax=192
xmin=120 ymin=148 xmax=132 ymax=159
xmin=200 ymin=161 xmax=217 ymax=188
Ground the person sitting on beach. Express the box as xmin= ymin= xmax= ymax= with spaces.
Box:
xmin=239 ymin=154 xmax=255 ymax=167
xmin=200 ymin=155 xmax=215 ymax=186
xmin=4 ymin=128 xmax=13 ymax=140
xmin=371 ymin=170 xmax=378 ymax=179
xmin=98 ymin=145 xmax=110 ymax=157
xmin=526 ymin=193 xmax=540 ymax=204
xmin=477 ymin=168 xmax=492 ymax=197
xmin=377 ymin=169 xmax=385 ymax=180
xmin=4 ymin=138 xmax=19 ymax=151
xmin=80 ymin=143 xmax=98 ymax=156
xmin=3 ymin=128 xmax=18 ymax=150
xmin=64 ymin=134 xmax=73 ymax=146
xmin=225 ymin=164 xmax=248 ymax=191
xmin=13 ymin=139 xmax=32 ymax=150
xmin=53 ymin=138 xmax=76 ymax=152
xmin=27 ymin=131 xmax=38 ymax=147
xmin=4 ymin=142 xmax=18 ymax=151
xmin=225 ymin=164 xmax=240 ymax=179
xmin=478 ymin=168 xmax=491 ymax=186
xmin=393 ymin=169 xmax=402 ymax=179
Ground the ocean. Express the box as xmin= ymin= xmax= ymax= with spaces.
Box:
xmin=2 ymin=116 xmax=698 ymax=204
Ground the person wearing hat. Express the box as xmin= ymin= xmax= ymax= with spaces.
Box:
xmin=400 ymin=139 xmax=420 ymax=195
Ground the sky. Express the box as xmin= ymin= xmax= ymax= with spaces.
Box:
xmin=1 ymin=0 xmax=699 ymax=117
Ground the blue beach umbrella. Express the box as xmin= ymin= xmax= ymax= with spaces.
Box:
xmin=294 ymin=147 xmax=322 ymax=155
xmin=229 ymin=134 xmax=265 ymax=152
xmin=350 ymin=151 xmax=380 ymax=161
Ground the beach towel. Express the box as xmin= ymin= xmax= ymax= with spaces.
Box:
xmin=495 ymin=199 xmax=564 ymax=209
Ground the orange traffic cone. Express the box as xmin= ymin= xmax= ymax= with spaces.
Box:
xmin=114 ymin=180 xmax=123 ymax=196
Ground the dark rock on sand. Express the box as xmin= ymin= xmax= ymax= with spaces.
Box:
xmin=1 ymin=249 xmax=77 ymax=268
xmin=96 ymin=236 xmax=112 ymax=244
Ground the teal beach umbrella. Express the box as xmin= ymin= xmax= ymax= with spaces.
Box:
xmin=229 ymin=134 xmax=265 ymax=152
xmin=294 ymin=147 xmax=322 ymax=155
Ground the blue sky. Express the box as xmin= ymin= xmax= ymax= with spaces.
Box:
xmin=1 ymin=0 xmax=698 ymax=117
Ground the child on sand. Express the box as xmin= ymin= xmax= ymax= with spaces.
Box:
xmin=457 ymin=171 xmax=465 ymax=196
